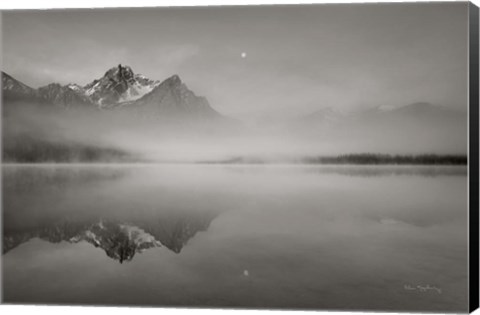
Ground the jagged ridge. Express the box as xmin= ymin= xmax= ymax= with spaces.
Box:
xmin=1 ymin=65 xmax=224 ymax=121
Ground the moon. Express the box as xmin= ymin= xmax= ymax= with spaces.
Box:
xmin=241 ymin=52 xmax=247 ymax=58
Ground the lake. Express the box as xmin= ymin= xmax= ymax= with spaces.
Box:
xmin=1 ymin=164 xmax=468 ymax=312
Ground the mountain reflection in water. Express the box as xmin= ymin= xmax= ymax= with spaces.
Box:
xmin=2 ymin=165 xmax=223 ymax=262
xmin=4 ymin=213 xmax=217 ymax=263
xmin=2 ymin=165 xmax=468 ymax=311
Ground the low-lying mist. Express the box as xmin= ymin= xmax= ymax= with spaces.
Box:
xmin=2 ymin=101 xmax=468 ymax=164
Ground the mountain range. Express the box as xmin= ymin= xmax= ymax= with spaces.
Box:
xmin=289 ymin=101 xmax=468 ymax=154
xmin=2 ymin=64 xmax=223 ymax=121
xmin=1 ymin=64 xmax=468 ymax=160
xmin=2 ymin=64 xmax=467 ymax=126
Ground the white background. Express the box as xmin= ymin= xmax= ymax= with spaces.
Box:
xmin=0 ymin=1 xmax=479 ymax=315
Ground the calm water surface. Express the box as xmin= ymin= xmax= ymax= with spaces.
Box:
xmin=2 ymin=165 xmax=468 ymax=312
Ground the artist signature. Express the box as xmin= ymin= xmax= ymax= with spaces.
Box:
xmin=404 ymin=284 xmax=442 ymax=294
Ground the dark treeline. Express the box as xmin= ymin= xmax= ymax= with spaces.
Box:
xmin=3 ymin=136 xmax=135 ymax=163
xmin=2 ymin=135 xmax=468 ymax=165
xmin=303 ymin=153 xmax=467 ymax=165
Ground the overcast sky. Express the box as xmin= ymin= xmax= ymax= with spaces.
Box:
xmin=1 ymin=3 xmax=469 ymax=118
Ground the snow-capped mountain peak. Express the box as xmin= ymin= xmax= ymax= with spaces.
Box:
xmin=2 ymin=67 xmax=225 ymax=121
xmin=67 ymin=83 xmax=84 ymax=92
xmin=83 ymin=64 xmax=160 ymax=106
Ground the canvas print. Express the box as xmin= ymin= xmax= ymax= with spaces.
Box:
xmin=1 ymin=2 xmax=478 ymax=313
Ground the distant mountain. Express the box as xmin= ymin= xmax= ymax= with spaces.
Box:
xmin=2 ymin=71 xmax=92 ymax=108
xmin=298 ymin=107 xmax=343 ymax=128
xmin=367 ymin=102 xmax=461 ymax=117
xmin=296 ymin=102 xmax=467 ymax=154
xmin=38 ymin=83 xmax=94 ymax=108
xmin=132 ymin=74 xmax=223 ymax=121
xmin=347 ymin=102 xmax=467 ymax=129
xmin=300 ymin=102 xmax=466 ymax=127
xmin=2 ymin=65 xmax=225 ymax=121
xmin=1 ymin=72 xmax=39 ymax=102
xmin=390 ymin=102 xmax=449 ymax=115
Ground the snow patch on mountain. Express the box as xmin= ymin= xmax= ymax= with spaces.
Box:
xmin=118 ymin=79 xmax=160 ymax=103
xmin=82 ymin=65 xmax=160 ymax=107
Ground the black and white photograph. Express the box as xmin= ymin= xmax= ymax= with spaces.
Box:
xmin=1 ymin=1 xmax=478 ymax=313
